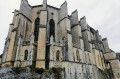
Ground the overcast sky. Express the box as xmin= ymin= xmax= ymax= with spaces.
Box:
xmin=0 ymin=0 xmax=120 ymax=54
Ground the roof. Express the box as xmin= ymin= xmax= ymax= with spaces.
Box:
xmin=32 ymin=5 xmax=42 ymax=8
xmin=32 ymin=4 xmax=60 ymax=10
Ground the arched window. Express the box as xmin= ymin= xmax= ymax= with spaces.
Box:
xmin=62 ymin=37 xmax=68 ymax=60
xmin=49 ymin=19 xmax=55 ymax=41
xmin=56 ymin=51 xmax=60 ymax=61
xmin=76 ymin=50 xmax=80 ymax=62
xmin=24 ymin=50 xmax=28 ymax=60
xmin=34 ymin=17 xmax=40 ymax=42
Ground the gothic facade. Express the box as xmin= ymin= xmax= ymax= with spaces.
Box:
xmin=0 ymin=0 xmax=120 ymax=79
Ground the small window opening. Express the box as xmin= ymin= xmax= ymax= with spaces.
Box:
xmin=24 ymin=50 xmax=28 ymax=60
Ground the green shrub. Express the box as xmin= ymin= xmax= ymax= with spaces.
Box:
xmin=50 ymin=67 xmax=62 ymax=79
xmin=29 ymin=65 xmax=35 ymax=72
xmin=51 ymin=67 xmax=62 ymax=73
xmin=4 ymin=64 xmax=11 ymax=67
xmin=13 ymin=67 xmax=21 ymax=74
xmin=45 ymin=74 xmax=49 ymax=78
xmin=35 ymin=68 xmax=44 ymax=74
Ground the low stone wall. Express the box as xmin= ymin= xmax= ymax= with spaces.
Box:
xmin=0 ymin=66 xmax=113 ymax=79
xmin=0 ymin=67 xmax=63 ymax=79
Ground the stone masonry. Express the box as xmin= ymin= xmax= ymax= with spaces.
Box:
xmin=0 ymin=0 xmax=120 ymax=79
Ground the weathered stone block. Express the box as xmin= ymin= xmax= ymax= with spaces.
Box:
xmin=104 ymin=53 xmax=116 ymax=60
xmin=110 ymin=60 xmax=120 ymax=69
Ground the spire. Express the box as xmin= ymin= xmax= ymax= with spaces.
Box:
xmin=43 ymin=0 xmax=47 ymax=10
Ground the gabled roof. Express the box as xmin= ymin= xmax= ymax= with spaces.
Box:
xmin=32 ymin=4 xmax=60 ymax=10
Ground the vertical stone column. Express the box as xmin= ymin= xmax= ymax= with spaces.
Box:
xmin=36 ymin=10 xmax=47 ymax=68
xmin=71 ymin=10 xmax=81 ymax=48
xmin=59 ymin=1 xmax=74 ymax=62
xmin=2 ymin=24 xmax=14 ymax=66
xmin=110 ymin=60 xmax=120 ymax=79
xmin=70 ymin=10 xmax=86 ymax=63
xmin=102 ymin=38 xmax=110 ymax=53
xmin=49 ymin=35 xmax=54 ymax=68
xmin=14 ymin=36 xmax=23 ymax=67
xmin=80 ymin=17 xmax=93 ymax=66
xmin=5 ymin=13 xmax=19 ymax=66
xmin=2 ymin=40 xmax=10 ymax=64
xmin=5 ymin=32 xmax=16 ymax=66
xmin=27 ymin=34 xmax=34 ymax=66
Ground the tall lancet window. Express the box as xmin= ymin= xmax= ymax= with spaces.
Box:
xmin=49 ymin=19 xmax=55 ymax=41
xmin=25 ymin=22 xmax=29 ymax=40
xmin=24 ymin=50 xmax=28 ymax=60
xmin=62 ymin=37 xmax=68 ymax=61
xmin=34 ymin=17 xmax=40 ymax=42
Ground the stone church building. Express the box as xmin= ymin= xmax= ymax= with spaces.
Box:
xmin=0 ymin=0 xmax=120 ymax=79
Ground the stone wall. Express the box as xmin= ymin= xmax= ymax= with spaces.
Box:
xmin=1 ymin=0 xmax=120 ymax=79
xmin=0 ymin=67 xmax=63 ymax=79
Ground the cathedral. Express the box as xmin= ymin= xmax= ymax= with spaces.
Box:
xmin=0 ymin=0 xmax=120 ymax=79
